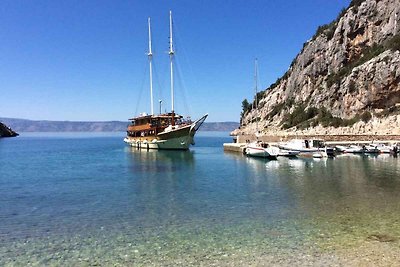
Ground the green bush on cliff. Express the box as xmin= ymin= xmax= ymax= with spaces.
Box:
xmin=349 ymin=0 xmax=365 ymax=7
xmin=241 ymin=99 xmax=251 ymax=117
xmin=326 ymin=43 xmax=386 ymax=88
xmin=326 ymin=33 xmax=400 ymax=88
xmin=376 ymin=106 xmax=400 ymax=117
xmin=280 ymin=105 xmax=365 ymax=130
xmin=360 ymin=111 xmax=372 ymax=122
xmin=281 ymin=105 xmax=319 ymax=129
xmin=385 ymin=34 xmax=400 ymax=51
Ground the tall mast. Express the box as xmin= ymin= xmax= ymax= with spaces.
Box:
xmin=254 ymin=58 xmax=259 ymax=134
xmin=148 ymin=17 xmax=154 ymax=115
xmin=169 ymin=10 xmax=175 ymax=125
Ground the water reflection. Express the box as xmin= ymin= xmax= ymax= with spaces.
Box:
xmin=126 ymin=147 xmax=194 ymax=173
xmin=228 ymin=152 xmax=400 ymax=219
xmin=124 ymin=148 xmax=198 ymax=227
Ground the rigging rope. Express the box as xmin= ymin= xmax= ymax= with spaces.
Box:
xmin=170 ymin=20 xmax=193 ymax=118
xmin=152 ymin=58 xmax=166 ymax=114
xmin=133 ymin=60 xmax=149 ymax=117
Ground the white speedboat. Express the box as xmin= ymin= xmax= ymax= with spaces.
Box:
xmin=278 ymin=149 xmax=300 ymax=158
xmin=279 ymin=139 xmax=325 ymax=153
xmin=279 ymin=139 xmax=324 ymax=153
xmin=364 ymin=144 xmax=380 ymax=153
xmin=245 ymin=141 xmax=279 ymax=159
xmin=336 ymin=145 xmax=365 ymax=153
xmin=279 ymin=139 xmax=334 ymax=156
xmin=373 ymin=143 xmax=393 ymax=153
xmin=364 ymin=143 xmax=396 ymax=154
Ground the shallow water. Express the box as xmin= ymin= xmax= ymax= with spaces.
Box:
xmin=1 ymin=132 xmax=400 ymax=265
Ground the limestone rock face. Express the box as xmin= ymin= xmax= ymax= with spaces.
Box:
xmin=238 ymin=0 xmax=400 ymax=136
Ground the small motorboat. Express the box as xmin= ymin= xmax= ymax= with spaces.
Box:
xmin=336 ymin=145 xmax=365 ymax=153
xmin=374 ymin=143 xmax=394 ymax=153
xmin=278 ymin=149 xmax=300 ymax=158
xmin=364 ymin=144 xmax=380 ymax=153
xmin=279 ymin=139 xmax=335 ymax=157
xmin=245 ymin=141 xmax=279 ymax=159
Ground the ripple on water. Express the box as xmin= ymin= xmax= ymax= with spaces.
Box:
xmin=1 ymin=134 xmax=400 ymax=265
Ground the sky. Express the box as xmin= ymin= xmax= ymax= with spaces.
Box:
xmin=0 ymin=0 xmax=351 ymax=122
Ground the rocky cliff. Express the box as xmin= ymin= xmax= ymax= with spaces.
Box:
xmin=237 ymin=0 xmax=400 ymax=137
xmin=0 ymin=122 xmax=18 ymax=137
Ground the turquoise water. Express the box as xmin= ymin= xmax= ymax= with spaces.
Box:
xmin=1 ymin=132 xmax=400 ymax=265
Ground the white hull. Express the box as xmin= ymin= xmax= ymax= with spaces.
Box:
xmin=278 ymin=150 xmax=300 ymax=157
xmin=125 ymin=114 xmax=207 ymax=150
xmin=279 ymin=145 xmax=322 ymax=153
xmin=336 ymin=145 xmax=365 ymax=153
xmin=374 ymin=144 xmax=393 ymax=153
xmin=245 ymin=144 xmax=279 ymax=159
xmin=279 ymin=139 xmax=335 ymax=157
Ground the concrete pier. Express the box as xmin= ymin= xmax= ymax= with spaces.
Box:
xmin=223 ymin=143 xmax=246 ymax=153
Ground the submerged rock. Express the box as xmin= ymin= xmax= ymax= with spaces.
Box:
xmin=0 ymin=122 xmax=18 ymax=137
xmin=367 ymin=233 xmax=398 ymax=242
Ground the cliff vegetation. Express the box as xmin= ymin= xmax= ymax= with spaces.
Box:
xmin=237 ymin=0 xmax=400 ymax=136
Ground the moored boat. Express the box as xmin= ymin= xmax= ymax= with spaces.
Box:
xmin=279 ymin=139 xmax=334 ymax=157
xmin=336 ymin=144 xmax=365 ymax=153
xmin=364 ymin=144 xmax=380 ymax=153
xmin=373 ymin=143 xmax=394 ymax=153
xmin=244 ymin=59 xmax=279 ymax=159
xmin=124 ymin=12 xmax=207 ymax=150
xmin=279 ymin=139 xmax=323 ymax=153
xmin=278 ymin=149 xmax=300 ymax=158
xmin=245 ymin=141 xmax=279 ymax=159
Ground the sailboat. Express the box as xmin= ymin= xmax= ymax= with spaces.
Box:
xmin=124 ymin=11 xmax=208 ymax=150
xmin=244 ymin=59 xmax=279 ymax=159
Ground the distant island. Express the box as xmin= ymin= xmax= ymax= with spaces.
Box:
xmin=0 ymin=118 xmax=239 ymax=133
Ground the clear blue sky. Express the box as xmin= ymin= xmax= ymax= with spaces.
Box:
xmin=0 ymin=0 xmax=350 ymax=122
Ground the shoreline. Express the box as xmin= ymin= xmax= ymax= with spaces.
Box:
xmin=232 ymin=134 xmax=400 ymax=143
xmin=224 ymin=134 xmax=400 ymax=153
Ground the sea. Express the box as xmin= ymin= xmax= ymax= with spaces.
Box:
xmin=1 ymin=132 xmax=400 ymax=266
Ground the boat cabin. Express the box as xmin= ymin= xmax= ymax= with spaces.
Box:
xmin=127 ymin=113 xmax=190 ymax=138
xmin=304 ymin=139 xmax=325 ymax=149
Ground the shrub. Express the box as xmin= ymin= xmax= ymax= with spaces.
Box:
xmin=348 ymin=80 xmax=357 ymax=93
xmin=385 ymin=34 xmax=400 ymax=51
xmin=376 ymin=106 xmax=400 ymax=117
xmin=326 ymin=72 xmax=342 ymax=88
xmin=280 ymin=104 xmax=319 ymax=129
xmin=350 ymin=0 xmax=366 ymax=8
xmin=241 ymin=99 xmax=251 ymax=117
xmin=267 ymin=103 xmax=285 ymax=118
xmin=360 ymin=111 xmax=372 ymax=122
xmin=326 ymin=43 xmax=385 ymax=88
xmin=343 ymin=117 xmax=359 ymax=126
xmin=313 ymin=21 xmax=337 ymax=41
xmin=278 ymin=104 xmax=370 ymax=130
